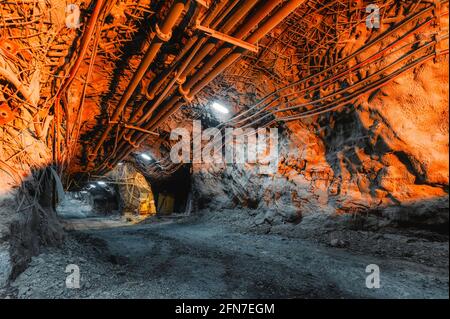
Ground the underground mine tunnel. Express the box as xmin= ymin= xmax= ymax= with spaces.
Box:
xmin=0 ymin=0 xmax=449 ymax=301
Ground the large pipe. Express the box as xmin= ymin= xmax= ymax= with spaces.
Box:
xmin=136 ymin=0 xmax=283 ymax=132
xmin=143 ymin=0 xmax=231 ymax=101
xmin=142 ymin=0 xmax=283 ymax=130
xmin=135 ymin=0 xmax=258 ymax=126
xmin=129 ymin=0 xmax=232 ymax=126
xmin=115 ymin=0 xmax=232 ymax=146
xmin=102 ymin=0 xmax=303 ymax=172
xmin=88 ymin=0 xmax=187 ymax=162
xmin=54 ymin=0 xmax=105 ymax=164
xmin=58 ymin=0 xmax=106 ymax=96
xmin=177 ymin=0 xmax=257 ymax=81
xmin=95 ymin=0 xmax=231 ymax=171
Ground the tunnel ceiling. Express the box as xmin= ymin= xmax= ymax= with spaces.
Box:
xmin=0 ymin=0 xmax=448 ymax=188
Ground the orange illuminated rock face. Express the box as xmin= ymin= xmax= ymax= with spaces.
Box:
xmin=192 ymin=58 xmax=449 ymax=228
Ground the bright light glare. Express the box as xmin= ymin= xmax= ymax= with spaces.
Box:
xmin=89 ymin=184 xmax=96 ymax=189
xmin=212 ymin=102 xmax=229 ymax=114
xmin=140 ymin=153 xmax=152 ymax=161
xmin=97 ymin=181 xmax=107 ymax=186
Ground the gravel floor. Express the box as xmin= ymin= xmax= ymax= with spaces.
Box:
xmin=1 ymin=212 xmax=448 ymax=299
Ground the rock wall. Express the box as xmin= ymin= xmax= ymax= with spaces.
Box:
xmin=192 ymin=59 xmax=449 ymax=231
xmin=0 ymin=173 xmax=64 ymax=288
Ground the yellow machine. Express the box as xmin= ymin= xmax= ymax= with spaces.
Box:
xmin=138 ymin=192 xmax=157 ymax=216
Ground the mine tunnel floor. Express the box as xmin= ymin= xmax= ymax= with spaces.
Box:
xmin=2 ymin=213 xmax=449 ymax=299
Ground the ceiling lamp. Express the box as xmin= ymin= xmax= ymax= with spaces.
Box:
xmin=212 ymin=101 xmax=229 ymax=114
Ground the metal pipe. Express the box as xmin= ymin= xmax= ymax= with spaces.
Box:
xmin=117 ymin=0 xmax=232 ymax=144
xmin=53 ymin=0 xmax=105 ymax=165
xmin=122 ymin=0 xmax=272 ymax=146
xmin=94 ymin=1 xmax=234 ymax=172
xmin=143 ymin=0 xmax=230 ymax=100
xmin=89 ymin=0 xmax=187 ymax=162
xmin=190 ymin=0 xmax=306 ymax=97
xmin=58 ymin=0 xmax=106 ymax=96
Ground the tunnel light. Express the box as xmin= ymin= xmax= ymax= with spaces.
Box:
xmin=140 ymin=153 xmax=152 ymax=161
xmin=212 ymin=102 xmax=229 ymax=114
xmin=118 ymin=162 xmax=124 ymax=166
xmin=97 ymin=181 xmax=107 ymax=186
xmin=89 ymin=184 xmax=96 ymax=189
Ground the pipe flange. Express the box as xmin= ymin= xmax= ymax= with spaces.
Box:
xmin=155 ymin=23 xmax=172 ymax=42
xmin=178 ymin=84 xmax=190 ymax=96
xmin=183 ymin=94 xmax=194 ymax=103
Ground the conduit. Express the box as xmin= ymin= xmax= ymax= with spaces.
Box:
xmin=113 ymin=0 xmax=232 ymax=148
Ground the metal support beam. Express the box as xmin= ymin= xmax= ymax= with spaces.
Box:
xmin=195 ymin=21 xmax=259 ymax=53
